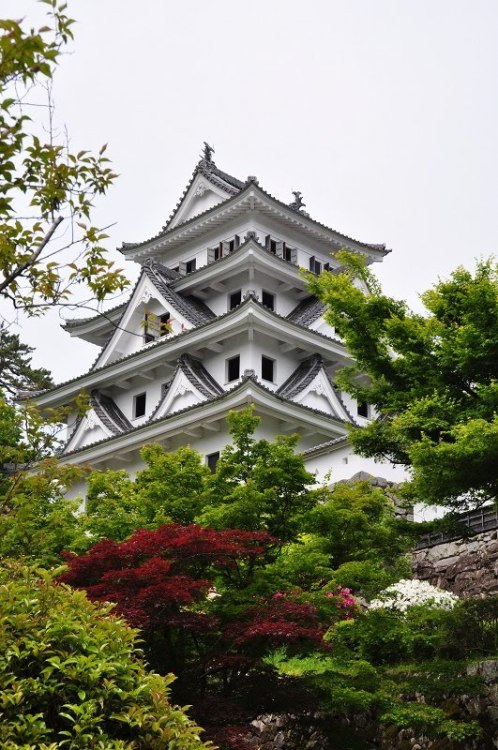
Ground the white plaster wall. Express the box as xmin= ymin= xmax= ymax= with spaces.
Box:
xmin=306 ymin=445 xmax=407 ymax=486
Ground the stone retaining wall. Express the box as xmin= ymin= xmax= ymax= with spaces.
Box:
xmin=412 ymin=528 xmax=498 ymax=597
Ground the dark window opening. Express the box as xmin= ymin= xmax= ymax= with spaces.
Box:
xmin=206 ymin=451 xmax=220 ymax=473
xmin=186 ymin=258 xmax=197 ymax=274
xmin=229 ymin=290 xmax=242 ymax=310
xmin=227 ymin=236 xmax=239 ymax=253
xmin=159 ymin=312 xmax=171 ymax=336
xmin=309 ymin=256 xmax=322 ymax=275
xmin=214 ymin=245 xmax=222 ymax=260
xmin=261 ymin=356 xmax=275 ymax=382
xmin=357 ymin=401 xmax=369 ymax=418
xmin=134 ymin=392 xmax=146 ymax=418
xmin=143 ymin=313 xmax=155 ymax=344
xmin=262 ymin=290 xmax=275 ymax=311
xmin=283 ymin=244 xmax=293 ymax=262
xmin=227 ymin=355 xmax=240 ymax=382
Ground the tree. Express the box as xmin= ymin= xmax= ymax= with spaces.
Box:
xmin=0 ymin=1 xmax=128 ymax=316
xmin=0 ymin=326 xmax=53 ymax=397
xmin=59 ymin=523 xmax=280 ymax=684
xmin=309 ymin=252 xmax=498 ymax=509
xmin=0 ymin=562 xmax=211 ymax=749
xmin=198 ymin=408 xmax=323 ymax=541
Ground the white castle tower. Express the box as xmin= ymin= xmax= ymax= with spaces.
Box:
xmin=34 ymin=145 xmax=405 ymax=494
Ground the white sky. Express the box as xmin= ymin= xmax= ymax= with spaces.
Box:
xmin=3 ymin=0 xmax=498 ymax=384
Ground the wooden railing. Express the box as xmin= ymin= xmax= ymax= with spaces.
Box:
xmin=415 ymin=506 xmax=498 ymax=549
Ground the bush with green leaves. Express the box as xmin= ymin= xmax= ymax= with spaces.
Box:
xmin=0 ymin=563 xmax=211 ymax=749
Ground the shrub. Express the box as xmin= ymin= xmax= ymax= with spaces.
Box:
xmin=0 ymin=562 xmax=210 ymax=749
xmin=369 ymin=579 xmax=459 ymax=612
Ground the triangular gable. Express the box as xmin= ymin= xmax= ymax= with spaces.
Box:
xmin=168 ymin=172 xmax=234 ymax=230
xmin=94 ymin=270 xmax=196 ymax=370
xmin=62 ymin=407 xmax=113 ymax=455
xmin=152 ymin=366 xmax=207 ymax=420
xmin=291 ymin=368 xmax=353 ymax=422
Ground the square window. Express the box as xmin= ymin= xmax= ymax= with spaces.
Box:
xmin=134 ymin=392 xmax=146 ymax=418
xmin=227 ymin=355 xmax=240 ymax=382
xmin=229 ymin=290 xmax=242 ymax=310
xmin=261 ymin=355 xmax=275 ymax=382
xmin=262 ymin=290 xmax=275 ymax=311
xmin=309 ymin=257 xmax=322 ymax=275
xmin=284 ymin=245 xmax=293 ymax=261
xmin=206 ymin=451 xmax=220 ymax=473
xmin=186 ymin=258 xmax=196 ymax=274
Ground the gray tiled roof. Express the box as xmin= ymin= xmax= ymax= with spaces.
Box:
xmin=287 ymin=297 xmax=326 ymax=326
xmin=61 ymin=373 xmax=349 ymax=459
xmin=160 ymin=158 xmax=244 ymax=233
xmin=36 ymin=296 xmax=346 ymax=398
xmin=143 ymin=260 xmax=215 ymax=326
xmin=62 ymin=301 xmax=128 ymax=330
xmin=277 ymin=354 xmax=323 ymax=399
xmin=179 ymin=354 xmax=224 ymax=399
xmin=120 ymin=161 xmax=388 ymax=256
xmin=90 ymin=390 xmax=132 ymax=435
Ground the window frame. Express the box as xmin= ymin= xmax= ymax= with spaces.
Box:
xmin=227 ymin=355 xmax=240 ymax=382
xmin=229 ymin=290 xmax=242 ymax=310
xmin=262 ymin=290 xmax=275 ymax=311
xmin=261 ymin=355 xmax=275 ymax=383
xmin=206 ymin=451 xmax=220 ymax=473
xmin=133 ymin=392 xmax=147 ymax=419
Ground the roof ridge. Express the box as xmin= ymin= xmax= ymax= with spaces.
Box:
xmin=120 ymin=177 xmax=389 ymax=256
xmin=38 ymin=297 xmax=346 ymax=396
xmin=62 ymin=374 xmax=348 ymax=459
xmin=277 ymin=354 xmax=323 ymax=399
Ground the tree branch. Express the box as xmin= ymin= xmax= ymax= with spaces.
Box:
xmin=0 ymin=216 xmax=64 ymax=296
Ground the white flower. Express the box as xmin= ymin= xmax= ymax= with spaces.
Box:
xmin=369 ymin=579 xmax=459 ymax=612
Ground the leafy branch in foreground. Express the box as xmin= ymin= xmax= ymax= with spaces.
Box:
xmin=309 ymin=252 xmax=498 ymax=509
xmin=0 ymin=0 xmax=129 ymax=315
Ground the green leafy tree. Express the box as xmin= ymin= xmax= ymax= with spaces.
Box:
xmin=0 ymin=326 xmax=53 ymax=397
xmin=309 ymin=252 xmax=498 ymax=508
xmin=198 ymin=408 xmax=322 ymax=541
xmin=0 ymin=1 xmax=128 ymax=315
xmin=0 ymin=562 xmax=211 ymax=749
xmin=0 ymin=392 xmax=90 ymax=565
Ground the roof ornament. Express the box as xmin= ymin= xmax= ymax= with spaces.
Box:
xmin=289 ymin=190 xmax=306 ymax=211
xmin=202 ymin=141 xmax=215 ymax=164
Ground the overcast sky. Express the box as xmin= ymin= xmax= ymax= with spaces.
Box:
xmin=3 ymin=0 xmax=498 ymax=384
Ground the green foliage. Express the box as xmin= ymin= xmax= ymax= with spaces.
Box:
xmin=0 ymin=562 xmax=210 ymax=749
xmin=309 ymin=252 xmax=498 ymax=508
xmin=0 ymin=1 xmax=128 ymax=314
xmin=0 ymin=326 xmax=53 ymax=397
xmin=198 ymin=408 xmax=324 ymax=541
xmin=136 ymin=444 xmax=211 ymax=525
xmin=272 ymin=617 xmax=486 ymax=742
xmin=0 ymin=394 xmax=89 ymax=566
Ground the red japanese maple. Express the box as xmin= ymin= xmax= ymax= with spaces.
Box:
xmin=60 ymin=523 xmax=276 ymax=630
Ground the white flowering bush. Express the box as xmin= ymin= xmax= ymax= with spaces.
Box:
xmin=369 ymin=579 xmax=459 ymax=612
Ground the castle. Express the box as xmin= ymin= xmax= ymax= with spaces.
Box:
xmin=34 ymin=145 xmax=406 ymax=495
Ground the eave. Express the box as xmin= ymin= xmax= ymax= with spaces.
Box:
xmin=120 ymin=182 xmax=389 ymax=263
xmin=59 ymin=376 xmax=350 ymax=466
xmin=62 ymin=302 xmax=128 ymax=345
xmin=32 ymin=299 xmax=350 ymax=410
xmin=171 ymin=238 xmax=308 ymax=298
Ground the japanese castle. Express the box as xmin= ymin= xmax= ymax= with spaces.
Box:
xmin=34 ymin=145 xmax=405 ymax=494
